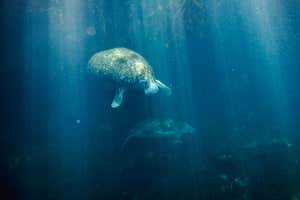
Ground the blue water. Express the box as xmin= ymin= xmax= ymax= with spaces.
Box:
xmin=1 ymin=0 xmax=300 ymax=199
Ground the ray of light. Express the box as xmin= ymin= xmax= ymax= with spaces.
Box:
xmin=128 ymin=0 xmax=197 ymax=124
xmin=208 ymin=0 xmax=293 ymax=132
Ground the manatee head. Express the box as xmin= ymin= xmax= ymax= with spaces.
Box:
xmin=139 ymin=71 xmax=171 ymax=96
xmin=140 ymin=78 xmax=172 ymax=96
xmin=140 ymin=78 xmax=159 ymax=95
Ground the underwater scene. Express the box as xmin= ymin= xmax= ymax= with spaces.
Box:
xmin=1 ymin=0 xmax=300 ymax=199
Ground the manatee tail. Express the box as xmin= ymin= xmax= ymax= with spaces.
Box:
xmin=155 ymin=79 xmax=172 ymax=96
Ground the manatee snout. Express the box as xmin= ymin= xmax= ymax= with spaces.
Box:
xmin=144 ymin=80 xmax=159 ymax=95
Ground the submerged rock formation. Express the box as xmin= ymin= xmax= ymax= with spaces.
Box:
xmin=122 ymin=118 xmax=195 ymax=150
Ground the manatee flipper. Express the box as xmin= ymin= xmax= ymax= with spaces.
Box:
xmin=155 ymin=79 xmax=172 ymax=96
xmin=111 ymin=87 xmax=126 ymax=108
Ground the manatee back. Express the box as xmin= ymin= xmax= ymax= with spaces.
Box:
xmin=88 ymin=48 xmax=154 ymax=85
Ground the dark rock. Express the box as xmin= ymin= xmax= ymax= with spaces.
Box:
xmin=121 ymin=118 xmax=195 ymax=151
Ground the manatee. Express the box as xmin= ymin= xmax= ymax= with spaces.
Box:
xmin=88 ymin=47 xmax=172 ymax=108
